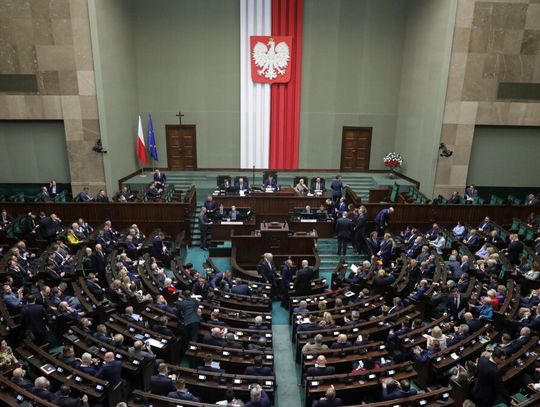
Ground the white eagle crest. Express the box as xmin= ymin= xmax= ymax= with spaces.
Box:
xmin=252 ymin=38 xmax=290 ymax=80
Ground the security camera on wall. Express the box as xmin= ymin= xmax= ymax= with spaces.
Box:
xmin=93 ymin=139 xmax=107 ymax=154
xmin=439 ymin=143 xmax=453 ymax=158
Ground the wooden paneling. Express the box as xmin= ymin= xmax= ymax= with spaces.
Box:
xmin=340 ymin=127 xmax=372 ymax=172
xmin=166 ymin=125 xmax=197 ymax=170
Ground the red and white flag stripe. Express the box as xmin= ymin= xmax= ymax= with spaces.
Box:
xmin=136 ymin=115 xmax=148 ymax=166
xmin=240 ymin=0 xmax=303 ymax=169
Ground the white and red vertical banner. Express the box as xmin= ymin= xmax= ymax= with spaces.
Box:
xmin=240 ymin=0 xmax=303 ymax=169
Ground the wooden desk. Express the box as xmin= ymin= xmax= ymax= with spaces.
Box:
xmin=214 ymin=188 xmax=331 ymax=219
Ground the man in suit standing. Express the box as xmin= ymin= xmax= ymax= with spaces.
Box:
xmin=203 ymin=195 xmax=218 ymax=215
xmin=311 ymin=177 xmax=326 ymax=193
xmin=154 ymin=169 xmax=167 ymax=189
xmin=152 ymin=232 xmax=171 ymax=266
xmin=96 ymin=352 xmax=123 ymax=386
xmin=21 ymin=294 xmax=48 ymax=344
xmin=280 ymin=259 xmax=293 ymax=308
xmin=374 ymin=207 xmax=394 ymax=236
xmin=150 ymin=363 xmax=176 ymax=396
xmin=330 ymin=175 xmax=343 ymax=205
xmin=198 ymin=207 xmax=212 ymax=250
xmin=258 ymin=253 xmax=277 ymax=285
xmin=353 ymin=206 xmax=368 ymax=255
xmin=465 ymin=184 xmax=478 ymax=204
xmin=505 ymin=234 xmax=524 ymax=265
xmin=177 ymin=290 xmax=201 ymax=346
xmin=336 ymin=212 xmax=353 ymax=256
xmin=472 ymin=348 xmax=511 ymax=407
xmin=448 ymin=288 xmax=467 ymax=320
xmin=91 ymin=244 xmax=107 ymax=282
xmin=294 ymin=260 xmax=314 ymax=296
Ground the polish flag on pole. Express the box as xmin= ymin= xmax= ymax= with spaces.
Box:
xmin=136 ymin=115 xmax=148 ymax=166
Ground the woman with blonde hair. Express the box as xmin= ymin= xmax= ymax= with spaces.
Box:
xmin=319 ymin=312 xmax=336 ymax=328
xmin=427 ymin=325 xmax=447 ymax=350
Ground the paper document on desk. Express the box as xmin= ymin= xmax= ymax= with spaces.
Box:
xmin=300 ymin=219 xmax=317 ymax=223
xmin=146 ymin=338 xmax=165 ymax=348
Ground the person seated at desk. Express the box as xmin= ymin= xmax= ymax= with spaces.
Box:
xmin=31 ymin=376 xmax=58 ymax=402
xmin=39 ymin=186 xmax=52 ymax=202
xmin=75 ymin=187 xmax=93 ymax=202
xmin=214 ymin=203 xmax=228 ymax=221
xmin=94 ymin=189 xmax=109 ymax=202
xmin=316 ymin=204 xmax=328 ymax=219
xmin=263 ymin=175 xmax=277 ymax=190
xmin=167 ymin=378 xmax=200 ymax=402
xmin=448 ymin=191 xmax=462 ymax=204
xmin=55 ymin=384 xmax=90 ymax=407
xmin=11 ymin=367 xmax=33 ymax=391
xmin=154 ymin=169 xmax=167 ymax=188
xmin=220 ymin=179 xmax=236 ymax=193
xmin=294 ymin=178 xmax=309 ymax=193
xmin=382 ymin=378 xmax=417 ymax=401
xmin=312 ymin=385 xmax=343 ymax=407
xmin=197 ymin=354 xmax=225 ymax=373
xmin=229 ymin=205 xmax=240 ymax=221
xmin=146 ymin=182 xmax=162 ymax=200
xmin=244 ymin=355 xmax=273 ymax=376
xmin=0 ymin=208 xmax=14 ymax=228
xmin=235 ymin=177 xmax=249 ymax=192
xmin=203 ymin=327 xmax=226 ymax=347
xmin=306 ymin=355 xmax=336 ymax=376
xmin=302 ymin=205 xmax=313 ymax=215
xmin=311 ymin=177 xmax=326 ymax=193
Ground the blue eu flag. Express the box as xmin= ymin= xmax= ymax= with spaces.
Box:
xmin=148 ymin=114 xmax=158 ymax=161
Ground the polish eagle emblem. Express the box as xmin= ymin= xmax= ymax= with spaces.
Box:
xmin=251 ymin=36 xmax=291 ymax=83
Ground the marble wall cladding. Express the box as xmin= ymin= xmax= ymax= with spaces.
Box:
xmin=0 ymin=0 xmax=105 ymax=192
xmin=434 ymin=0 xmax=540 ymax=197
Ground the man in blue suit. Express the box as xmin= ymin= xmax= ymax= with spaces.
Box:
xmin=97 ymin=352 xmax=123 ymax=386
xmin=152 ymin=232 xmax=170 ymax=266
xmin=235 ymin=177 xmax=249 ymax=191
xmin=153 ymin=169 xmax=167 ymax=188
xmin=374 ymin=207 xmax=394 ymax=236
xmin=244 ymin=356 xmax=273 ymax=376
xmin=263 ymin=174 xmax=277 ymax=189
xmin=330 ymin=175 xmax=343 ymax=205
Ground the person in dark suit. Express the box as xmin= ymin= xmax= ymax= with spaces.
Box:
xmin=152 ymin=232 xmax=170 ymax=266
xmin=203 ymin=327 xmax=225 ymax=347
xmin=75 ymin=187 xmax=92 ymax=202
xmin=448 ymin=288 xmax=467 ymax=320
xmin=336 ymin=212 xmax=353 ymax=256
xmin=36 ymin=212 xmax=63 ymax=243
xmin=203 ymin=195 xmax=218 ymax=215
xmin=153 ymin=316 xmax=174 ymax=337
xmin=213 ymin=203 xmax=228 ymax=220
xmin=154 ymin=169 xmax=167 ymax=188
xmin=96 ymin=352 xmax=123 ymax=386
xmin=258 ymin=253 xmax=277 ymax=286
xmin=21 ymin=295 xmax=48 ymax=344
xmin=91 ymin=244 xmax=107 ymax=282
xmin=306 ymin=356 xmax=336 ymax=376
xmin=210 ymin=270 xmax=233 ymax=289
xmin=446 ymin=324 xmax=470 ymax=346
xmin=220 ymin=179 xmax=235 ymax=193
xmin=353 ymin=207 xmax=368 ymax=255
xmin=197 ymin=354 xmax=225 ymax=373
xmin=330 ymin=175 xmax=343 ymax=205
xmin=244 ymin=355 xmax=273 ymax=376
xmin=330 ymin=334 xmax=352 ymax=350
xmin=235 ymin=177 xmax=249 ymax=192
xmin=151 ymin=363 xmax=176 ymax=395
xmin=11 ymin=368 xmax=33 ymax=391
xmin=39 ymin=186 xmax=52 ymax=202
xmin=382 ymin=379 xmax=417 ymax=401
xmin=263 ymin=175 xmax=277 ymax=189
xmin=0 ymin=208 xmax=14 ymax=227
xmin=231 ymin=282 xmax=252 ymax=296
xmin=311 ymin=177 xmax=326 ymax=193
xmin=177 ymin=291 xmax=201 ymax=346
xmin=198 ymin=207 xmax=212 ymax=250
xmin=374 ymin=207 xmax=394 ymax=236
xmin=464 ymin=312 xmax=482 ymax=333
xmin=377 ymin=233 xmax=394 ymax=267
xmin=463 ymin=229 xmax=479 ymax=248
xmin=31 ymin=376 xmax=57 ymax=402
xmin=312 ymin=386 xmax=344 ymax=407
xmin=367 ymin=231 xmax=380 ymax=255
xmin=94 ymin=189 xmax=109 ymax=202
xmin=146 ymin=182 xmax=162 ymax=200
xmin=280 ymin=259 xmax=293 ymax=308
xmin=167 ymin=379 xmax=200 ymax=402
xmin=478 ymin=216 xmax=494 ymax=233
xmin=505 ymin=234 xmax=524 ymax=265
xmin=294 ymin=260 xmax=314 ymax=296
xmin=246 ymin=384 xmax=271 ymax=407
xmin=472 ymin=348 xmax=511 ymax=407
xmin=55 ymin=385 xmax=89 ymax=407
xmin=115 ymin=186 xmax=134 ymax=202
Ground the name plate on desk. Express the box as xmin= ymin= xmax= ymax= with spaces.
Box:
xmin=222 ymin=221 xmax=243 ymax=225
xmin=300 ymin=219 xmax=317 ymax=223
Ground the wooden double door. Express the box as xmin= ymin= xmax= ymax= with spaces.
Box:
xmin=340 ymin=126 xmax=372 ymax=171
xmin=166 ymin=125 xmax=197 ymax=170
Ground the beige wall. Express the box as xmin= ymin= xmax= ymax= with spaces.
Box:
xmin=434 ymin=0 xmax=540 ymax=198
xmin=0 ymin=0 xmax=105 ymax=194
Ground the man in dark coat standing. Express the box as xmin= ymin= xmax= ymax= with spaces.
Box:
xmin=336 ymin=212 xmax=353 ymax=256
xmin=472 ymin=348 xmax=511 ymax=407
xmin=177 ymin=290 xmax=201 ymax=346
xmin=21 ymin=294 xmax=48 ymax=344
xmin=294 ymin=260 xmax=314 ymax=296
xmin=374 ymin=207 xmax=394 ymax=236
